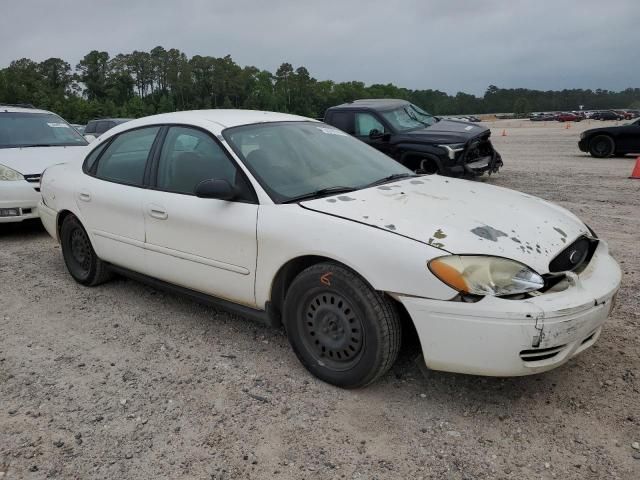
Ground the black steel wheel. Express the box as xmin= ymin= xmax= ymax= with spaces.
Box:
xmin=60 ymin=215 xmax=112 ymax=286
xmin=283 ymin=262 xmax=401 ymax=388
xmin=589 ymin=135 xmax=615 ymax=158
xmin=301 ymin=291 xmax=364 ymax=371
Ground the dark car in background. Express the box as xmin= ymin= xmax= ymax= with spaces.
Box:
xmin=323 ymin=99 xmax=502 ymax=177
xmin=591 ymin=111 xmax=623 ymax=121
xmin=530 ymin=113 xmax=556 ymax=121
xmin=579 ymin=117 xmax=640 ymax=157
xmin=83 ymin=118 xmax=133 ymax=141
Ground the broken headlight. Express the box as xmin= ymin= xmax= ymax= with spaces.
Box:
xmin=428 ymin=255 xmax=544 ymax=297
xmin=437 ymin=143 xmax=465 ymax=160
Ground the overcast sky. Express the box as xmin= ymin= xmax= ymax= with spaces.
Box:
xmin=1 ymin=0 xmax=638 ymax=95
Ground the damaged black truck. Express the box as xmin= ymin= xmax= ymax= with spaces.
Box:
xmin=323 ymin=99 xmax=502 ymax=177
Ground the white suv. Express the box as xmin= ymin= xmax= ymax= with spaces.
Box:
xmin=0 ymin=105 xmax=88 ymax=223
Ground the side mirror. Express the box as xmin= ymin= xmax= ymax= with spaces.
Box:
xmin=369 ymin=128 xmax=384 ymax=139
xmin=195 ymin=179 xmax=236 ymax=200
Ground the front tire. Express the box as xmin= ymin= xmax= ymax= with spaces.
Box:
xmin=589 ymin=135 xmax=615 ymax=158
xmin=283 ymin=262 xmax=401 ymax=388
xmin=60 ymin=215 xmax=112 ymax=286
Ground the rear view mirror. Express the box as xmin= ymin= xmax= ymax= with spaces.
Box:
xmin=195 ymin=179 xmax=236 ymax=200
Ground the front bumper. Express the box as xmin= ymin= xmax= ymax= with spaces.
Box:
xmin=0 ymin=180 xmax=41 ymax=223
xmin=578 ymin=138 xmax=589 ymax=152
xmin=398 ymin=241 xmax=621 ymax=376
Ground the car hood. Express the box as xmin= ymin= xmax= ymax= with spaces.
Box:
xmin=400 ymin=119 xmax=489 ymax=143
xmin=0 ymin=145 xmax=88 ymax=175
xmin=301 ymin=176 xmax=589 ymax=274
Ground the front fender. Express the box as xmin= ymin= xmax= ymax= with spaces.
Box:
xmin=255 ymin=204 xmax=458 ymax=309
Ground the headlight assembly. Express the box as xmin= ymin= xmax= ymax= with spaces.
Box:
xmin=428 ymin=255 xmax=544 ymax=297
xmin=0 ymin=164 xmax=24 ymax=181
xmin=437 ymin=143 xmax=465 ymax=160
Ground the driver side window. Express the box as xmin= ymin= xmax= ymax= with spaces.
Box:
xmin=355 ymin=113 xmax=385 ymax=136
xmin=156 ymin=126 xmax=238 ymax=196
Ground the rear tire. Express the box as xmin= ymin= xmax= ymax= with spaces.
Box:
xmin=283 ymin=262 xmax=401 ymax=388
xmin=589 ymin=135 xmax=615 ymax=158
xmin=60 ymin=215 xmax=112 ymax=286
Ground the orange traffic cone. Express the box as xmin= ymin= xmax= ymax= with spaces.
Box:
xmin=501 ymin=129 xmax=507 ymax=136
xmin=630 ymin=157 xmax=640 ymax=179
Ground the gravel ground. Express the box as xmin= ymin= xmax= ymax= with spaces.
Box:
xmin=1 ymin=118 xmax=639 ymax=479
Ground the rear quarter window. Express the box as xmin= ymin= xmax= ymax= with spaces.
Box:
xmin=326 ymin=111 xmax=355 ymax=135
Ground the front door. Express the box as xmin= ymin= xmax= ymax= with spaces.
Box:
xmin=354 ymin=112 xmax=392 ymax=156
xmin=617 ymin=120 xmax=640 ymax=153
xmin=142 ymin=126 xmax=258 ymax=307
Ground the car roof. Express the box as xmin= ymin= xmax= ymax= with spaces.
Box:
xmin=0 ymin=104 xmax=54 ymax=115
xmin=87 ymin=118 xmax=133 ymax=123
xmin=328 ymin=99 xmax=410 ymax=111
xmin=105 ymin=109 xmax=314 ymax=136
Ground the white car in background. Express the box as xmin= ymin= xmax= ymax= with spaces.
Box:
xmin=0 ymin=105 xmax=88 ymax=223
xmin=38 ymin=110 xmax=621 ymax=388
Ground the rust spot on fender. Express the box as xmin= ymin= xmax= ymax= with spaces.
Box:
xmin=433 ymin=228 xmax=447 ymax=239
xmin=471 ymin=225 xmax=508 ymax=242
xmin=428 ymin=237 xmax=445 ymax=248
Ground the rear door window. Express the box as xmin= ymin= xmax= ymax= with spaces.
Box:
xmin=94 ymin=127 xmax=159 ymax=186
xmin=327 ymin=111 xmax=355 ymax=134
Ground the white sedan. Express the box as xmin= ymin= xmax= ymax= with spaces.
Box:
xmin=1 ymin=105 xmax=88 ymax=222
xmin=38 ymin=110 xmax=621 ymax=388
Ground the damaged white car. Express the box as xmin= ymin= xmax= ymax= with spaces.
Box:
xmin=38 ymin=110 xmax=621 ymax=388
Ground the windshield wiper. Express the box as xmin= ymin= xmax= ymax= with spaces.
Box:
xmin=362 ymin=173 xmax=418 ymax=188
xmin=16 ymin=144 xmax=59 ymax=148
xmin=282 ymin=186 xmax=357 ymax=204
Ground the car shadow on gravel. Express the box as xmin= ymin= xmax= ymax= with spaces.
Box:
xmin=0 ymin=219 xmax=46 ymax=239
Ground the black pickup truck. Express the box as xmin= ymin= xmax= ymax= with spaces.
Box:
xmin=323 ymin=99 xmax=502 ymax=176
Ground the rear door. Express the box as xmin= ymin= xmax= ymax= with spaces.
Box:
xmin=142 ymin=125 xmax=259 ymax=306
xmin=77 ymin=126 xmax=160 ymax=273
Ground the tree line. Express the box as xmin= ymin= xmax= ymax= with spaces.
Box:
xmin=1 ymin=46 xmax=639 ymax=124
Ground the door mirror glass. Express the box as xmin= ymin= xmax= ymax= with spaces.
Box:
xmin=195 ymin=179 xmax=236 ymax=200
xmin=369 ymin=128 xmax=383 ymax=139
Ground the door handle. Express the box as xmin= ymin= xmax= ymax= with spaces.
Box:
xmin=147 ymin=204 xmax=168 ymax=220
xmin=78 ymin=191 xmax=91 ymax=202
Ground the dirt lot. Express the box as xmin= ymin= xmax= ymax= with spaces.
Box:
xmin=1 ymin=118 xmax=639 ymax=479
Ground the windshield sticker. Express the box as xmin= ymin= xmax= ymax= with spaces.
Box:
xmin=47 ymin=122 xmax=70 ymax=128
xmin=464 ymin=125 xmax=474 ymax=131
xmin=316 ymin=126 xmax=348 ymax=136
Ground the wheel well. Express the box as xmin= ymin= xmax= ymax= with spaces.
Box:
xmin=56 ymin=210 xmax=75 ymax=239
xmin=268 ymin=255 xmax=408 ymax=330
xmin=269 ymin=255 xmax=333 ymax=324
xmin=401 ymin=152 xmax=440 ymax=174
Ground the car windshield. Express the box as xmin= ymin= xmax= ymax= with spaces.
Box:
xmin=0 ymin=112 xmax=88 ymax=148
xmin=381 ymin=103 xmax=438 ymax=132
xmin=223 ymin=121 xmax=412 ymax=203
